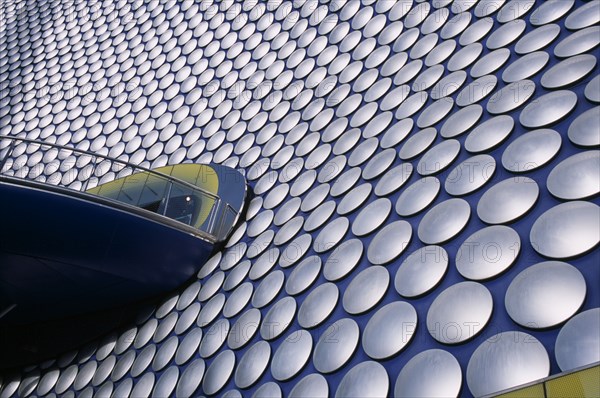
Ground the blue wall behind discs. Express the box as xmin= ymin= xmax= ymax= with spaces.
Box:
xmin=0 ymin=0 xmax=600 ymax=396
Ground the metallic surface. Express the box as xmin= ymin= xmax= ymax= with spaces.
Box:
xmin=1 ymin=0 xmax=599 ymax=397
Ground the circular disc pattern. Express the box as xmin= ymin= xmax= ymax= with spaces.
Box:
xmin=1 ymin=1 xmax=599 ymax=397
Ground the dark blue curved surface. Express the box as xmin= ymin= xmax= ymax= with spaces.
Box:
xmin=0 ymin=179 xmax=214 ymax=324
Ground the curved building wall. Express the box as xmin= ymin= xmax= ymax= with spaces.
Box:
xmin=1 ymin=0 xmax=599 ymax=397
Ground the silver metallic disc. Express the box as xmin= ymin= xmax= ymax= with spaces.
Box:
xmin=427 ymin=281 xmax=493 ymax=344
xmin=486 ymin=80 xmax=535 ymax=115
xmin=585 ymin=75 xmax=600 ymax=103
xmin=440 ymin=105 xmax=483 ymax=139
xmin=330 ymin=168 xmax=362 ymax=198
xmin=131 ymin=373 xmax=155 ymax=398
xmin=501 ymin=129 xmax=562 ymax=173
xmin=445 ymin=155 xmax=496 ymax=196
xmin=465 ymin=116 xmax=514 ymax=153
xmin=568 ymin=107 xmax=600 ymax=147
xmin=555 ymin=308 xmax=600 ymax=372
xmin=270 ymin=329 xmax=313 ymax=381
xmin=502 ymin=51 xmax=549 ymax=82
xmin=375 ymin=163 xmax=414 ymax=197
xmin=234 ymin=340 xmax=271 ymax=389
xmin=323 ymin=239 xmax=364 ymax=282
xmin=398 ymin=127 xmax=437 ymax=161
xmin=362 ymin=148 xmax=396 ymax=180
xmin=530 ymin=201 xmax=600 ymax=259
xmin=298 ymin=282 xmax=339 ymax=329
xmin=249 ymin=249 xmax=280 ymax=281
xmin=418 ymin=198 xmax=471 ymax=245
xmin=430 ymin=71 xmax=467 ymax=100
xmin=530 ymin=0 xmax=574 ymax=26
xmin=505 ymin=261 xmax=586 ymax=329
xmin=565 ymin=1 xmax=600 ymax=30
xmin=152 ymin=336 xmax=178 ymax=372
xmin=456 ymin=226 xmax=521 ymax=281
xmin=394 ymin=349 xmax=462 ymax=398
xmin=459 ymin=17 xmax=494 ymax=46
xmin=202 ymin=350 xmax=235 ymax=396
xmin=279 ymin=234 xmax=312 ymax=268
xmin=456 ymin=75 xmax=497 ymax=107
xmin=448 ymin=43 xmax=483 ymax=71
xmin=515 ymin=24 xmax=561 ymax=55
xmin=466 ymin=331 xmax=549 ymax=397
xmin=477 ymin=177 xmax=539 ymax=224
xmin=444 ymin=8 xmax=473 ymax=35
xmin=313 ymin=318 xmax=360 ymax=373
xmin=395 ymin=177 xmax=441 ymax=217
xmin=335 ymin=361 xmax=389 ymax=398
xmin=260 ymin=296 xmax=296 ymax=341
xmin=176 ymin=329 xmax=203 ymax=366
xmin=351 ymin=198 xmax=392 ymax=237
xmin=199 ymin=319 xmax=229 ymax=359
xmin=395 ymin=245 xmax=448 ymax=298
xmin=541 ymin=54 xmax=597 ymax=89
xmin=197 ymin=294 xmax=226 ymax=328
xmin=547 ymin=151 xmax=600 ymax=200
xmin=486 ymin=20 xmax=526 ymax=49
xmin=416 ymin=139 xmax=461 ymax=176
xmin=342 ymin=266 xmax=389 ymax=315
xmin=380 ymin=119 xmax=414 ymax=149
xmin=228 ymin=308 xmax=261 ymax=350
xmin=252 ymin=270 xmax=284 ymax=310
xmin=554 ymin=26 xmax=600 ymax=58
xmin=251 ymin=382 xmax=282 ymax=398
xmin=470 ymin=49 xmax=511 ymax=78
xmin=362 ymin=301 xmax=417 ymax=359
xmin=519 ymin=90 xmax=578 ymax=128
xmin=367 ymin=221 xmax=412 ymax=265
xmin=152 ymin=367 xmax=179 ymax=398
xmin=416 ymin=98 xmax=454 ymax=129
xmin=314 ymin=217 xmax=349 ymax=252
xmin=288 ymin=374 xmax=328 ymax=398
xmin=285 ymin=256 xmax=322 ymax=296
xmin=223 ymin=282 xmax=253 ymax=318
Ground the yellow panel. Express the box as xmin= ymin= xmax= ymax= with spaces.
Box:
xmin=164 ymin=164 xmax=197 ymax=183
xmin=495 ymin=383 xmax=545 ymax=398
xmin=546 ymin=366 xmax=600 ymax=398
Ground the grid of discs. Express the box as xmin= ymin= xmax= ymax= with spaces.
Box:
xmin=1 ymin=0 xmax=599 ymax=397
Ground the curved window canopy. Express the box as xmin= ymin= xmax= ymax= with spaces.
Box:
xmin=86 ymin=163 xmax=247 ymax=242
xmin=0 ymin=136 xmax=248 ymax=327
